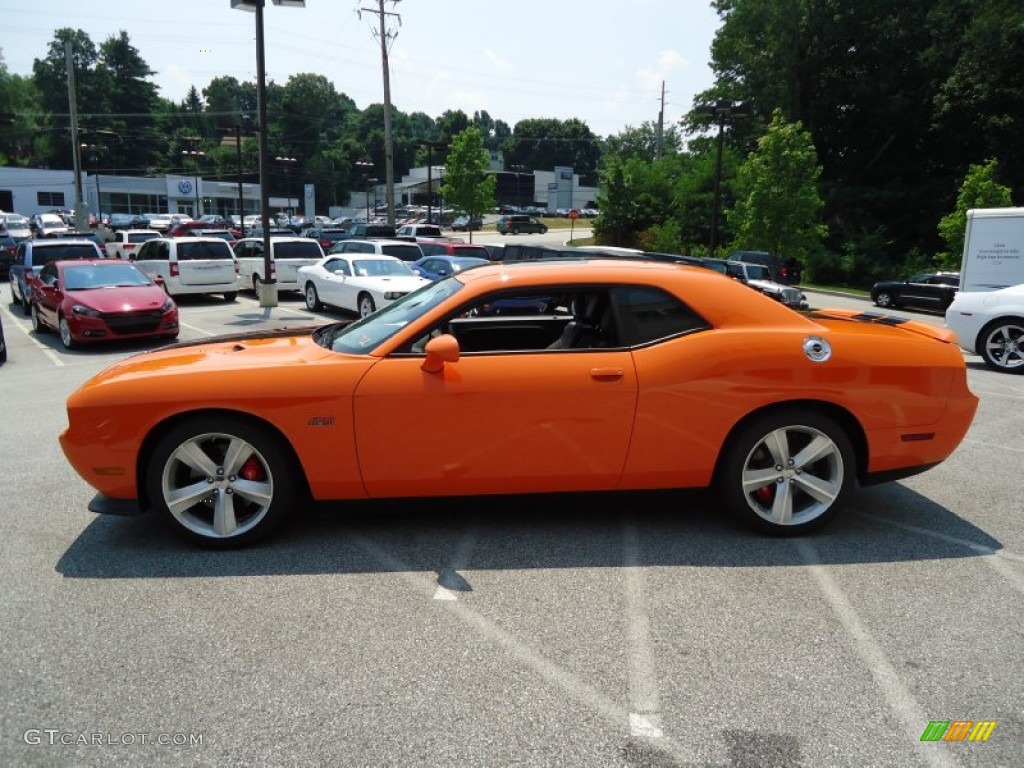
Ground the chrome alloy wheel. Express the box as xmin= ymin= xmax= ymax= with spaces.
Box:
xmin=981 ymin=321 xmax=1024 ymax=372
xmin=740 ymin=425 xmax=844 ymax=527
xmin=160 ymin=432 xmax=274 ymax=540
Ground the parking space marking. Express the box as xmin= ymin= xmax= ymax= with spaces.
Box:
xmin=1 ymin=303 xmax=65 ymax=367
xmin=860 ymin=512 xmax=1024 ymax=592
xmin=347 ymin=529 xmax=694 ymax=762
xmin=796 ymin=540 xmax=961 ymax=768
xmin=433 ymin=522 xmax=480 ymax=601
xmin=623 ymin=521 xmax=663 ymax=739
xmin=178 ymin=321 xmax=215 ymax=337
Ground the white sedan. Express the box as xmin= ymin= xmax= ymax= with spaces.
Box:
xmin=298 ymin=254 xmax=429 ymax=317
xmin=945 ymin=283 xmax=1024 ymax=373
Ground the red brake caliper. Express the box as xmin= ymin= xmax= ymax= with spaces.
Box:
xmin=754 ymin=485 xmax=775 ymax=504
xmin=239 ymin=456 xmax=266 ymax=481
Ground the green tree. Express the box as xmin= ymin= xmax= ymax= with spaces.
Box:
xmin=604 ymin=121 xmax=683 ymax=162
xmin=936 ymin=158 xmax=1013 ymax=268
xmin=504 ymin=118 xmax=602 ymax=184
xmin=440 ymin=126 xmax=495 ymax=243
xmin=728 ymin=109 xmax=825 ymax=262
xmin=96 ymin=31 xmax=160 ymax=174
xmin=0 ymin=60 xmax=41 ymax=167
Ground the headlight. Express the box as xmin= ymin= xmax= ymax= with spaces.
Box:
xmin=161 ymin=298 xmax=176 ymax=313
xmin=383 ymin=291 xmax=405 ymax=300
xmin=71 ymin=304 xmax=100 ymax=317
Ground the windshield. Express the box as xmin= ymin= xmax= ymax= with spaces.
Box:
xmin=351 ymin=258 xmax=415 ymax=277
xmin=31 ymin=244 xmax=99 ymax=266
xmin=128 ymin=232 xmax=160 ymax=244
xmin=317 ymin=278 xmax=462 ymax=354
xmin=381 ymin=244 xmax=424 ymax=262
xmin=274 ymin=241 xmax=322 ymax=259
xmin=64 ymin=263 xmax=151 ymax=290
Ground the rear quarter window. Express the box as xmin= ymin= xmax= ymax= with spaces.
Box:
xmin=613 ymin=285 xmax=710 ymax=346
xmin=176 ymin=241 xmax=234 ymax=260
xmin=128 ymin=232 xmax=159 ymax=244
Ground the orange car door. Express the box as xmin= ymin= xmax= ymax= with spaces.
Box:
xmin=354 ymin=349 xmax=638 ymax=498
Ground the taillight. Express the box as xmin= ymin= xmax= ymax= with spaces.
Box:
xmin=170 ymin=262 xmax=179 ymax=277
xmin=124 ymin=243 xmax=135 ymax=251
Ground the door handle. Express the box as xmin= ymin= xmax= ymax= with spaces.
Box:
xmin=590 ymin=367 xmax=624 ymax=380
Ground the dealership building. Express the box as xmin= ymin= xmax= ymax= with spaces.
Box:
xmin=0 ymin=163 xmax=598 ymax=221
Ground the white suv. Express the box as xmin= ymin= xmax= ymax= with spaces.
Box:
xmin=130 ymin=237 xmax=239 ymax=300
xmin=232 ymin=237 xmax=324 ymax=293
xmin=107 ymin=229 xmax=160 ymax=260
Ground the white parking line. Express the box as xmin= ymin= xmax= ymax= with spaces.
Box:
xmin=346 ymin=529 xmax=695 ymax=762
xmin=860 ymin=512 xmax=1024 ymax=593
xmin=0 ymin=303 xmax=65 ymax=367
xmin=433 ymin=523 xmax=479 ymax=601
xmin=796 ymin=540 xmax=961 ymax=768
xmin=623 ymin=521 xmax=663 ymax=739
xmin=178 ymin=321 xmax=215 ymax=337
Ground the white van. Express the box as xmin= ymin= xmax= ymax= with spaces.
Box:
xmin=232 ymin=237 xmax=324 ymax=293
xmin=130 ymin=237 xmax=239 ymax=300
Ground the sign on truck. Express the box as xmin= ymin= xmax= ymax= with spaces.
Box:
xmin=959 ymin=207 xmax=1024 ymax=292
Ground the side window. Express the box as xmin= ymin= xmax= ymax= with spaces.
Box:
xmin=158 ymin=242 xmax=170 ymax=261
xmin=351 ymin=242 xmax=373 ymax=254
xmin=40 ymin=264 xmax=58 ymax=285
xmin=135 ymin=241 xmax=152 ymax=260
xmin=325 ymin=258 xmax=351 ymax=276
xmin=611 ymin=285 xmax=710 ymax=346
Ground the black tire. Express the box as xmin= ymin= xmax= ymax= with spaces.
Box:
xmin=30 ymin=303 xmax=48 ymax=334
xmin=252 ymin=275 xmax=262 ymax=294
xmin=305 ymin=282 xmax=322 ymax=311
xmin=20 ymin=286 xmax=31 ymax=316
xmin=0 ymin=325 xmax=6 ymax=364
xmin=146 ymin=416 xmax=296 ymax=548
xmin=977 ymin=317 xmax=1024 ymax=374
xmin=223 ymin=291 xmax=237 ymax=302
xmin=716 ymin=408 xmax=856 ymax=534
xmin=58 ymin=314 xmax=76 ymax=350
xmin=357 ymin=293 xmax=376 ymax=318
xmin=540 ymin=226 xmax=548 ymax=234
xmin=873 ymin=291 xmax=896 ymax=309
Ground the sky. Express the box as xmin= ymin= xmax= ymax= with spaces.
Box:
xmin=2 ymin=0 xmax=722 ymax=138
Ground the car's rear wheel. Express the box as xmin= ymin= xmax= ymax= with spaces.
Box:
xmin=252 ymin=275 xmax=262 ymax=293
xmin=30 ymin=303 xmax=48 ymax=334
xmin=223 ymin=291 xmax=237 ymax=302
xmin=716 ymin=409 xmax=855 ymax=534
xmin=874 ymin=291 xmax=896 ymax=308
xmin=58 ymin=314 xmax=76 ymax=350
xmin=305 ymin=283 xmax=321 ymax=311
xmin=358 ymin=293 xmax=375 ymax=318
xmin=146 ymin=416 xmax=295 ymax=547
xmin=978 ymin=318 xmax=1024 ymax=373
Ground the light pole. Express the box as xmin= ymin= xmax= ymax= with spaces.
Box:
xmin=231 ymin=0 xmax=307 ymax=307
xmin=355 ymin=160 xmax=373 ymax=220
xmin=275 ymin=156 xmax=297 ymax=217
xmin=365 ymin=178 xmax=377 ymax=222
xmin=182 ymin=149 xmax=206 ymax=217
xmin=693 ymin=100 xmax=748 ymax=258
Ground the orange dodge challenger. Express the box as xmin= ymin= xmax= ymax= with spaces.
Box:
xmin=60 ymin=259 xmax=978 ymax=547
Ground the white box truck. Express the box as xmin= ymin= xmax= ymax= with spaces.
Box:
xmin=959 ymin=207 xmax=1024 ymax=292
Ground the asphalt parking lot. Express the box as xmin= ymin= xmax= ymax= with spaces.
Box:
xmin=0 ymin=279 xmax=1021 ymax=767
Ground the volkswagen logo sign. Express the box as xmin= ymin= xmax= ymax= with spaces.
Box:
xmin=178 ymin=180 xmax=193 ymax=194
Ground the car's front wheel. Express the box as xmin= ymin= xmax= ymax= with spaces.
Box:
xmin=30 ymin=303 xmax=48 ymax=334
xmin=977 ymin=318 xmax=1024 ymax=373
xmin=146 ymin=416 xmax=296 ymax=547
xmin=874 ymin=291 xmax=896 ymax=308
xmin=716 ymin=409 xmax=855 ymax=534
xmin=305 ymin=283 xmax=322 ymax=311
xmin=358 ymin=293 xmax=376 ymax=318
xmin=58 ymin=314 xmax=76 ymax=350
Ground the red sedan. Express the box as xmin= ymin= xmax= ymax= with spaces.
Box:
xmin=30 ymin=260 xmax=179 ymax=349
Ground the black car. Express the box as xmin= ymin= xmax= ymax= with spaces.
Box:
xmin=871 ymin=272 xmax=960 ymax=311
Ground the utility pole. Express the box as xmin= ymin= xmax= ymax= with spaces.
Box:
xmin=65 ymin=41 xmax=86 ymax=231
xmin=656 ymin=80 xmax=666 ymax=159
xmin=360 ymin=0 xmax=401 ymax=226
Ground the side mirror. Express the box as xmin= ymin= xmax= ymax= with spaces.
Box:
xmin=412 ymin=268 xmax=422 ymax=276
xmin=421 ymin=333 xmax=460 ymax=373
xmin=153 ymin=275 xmax=165 ymax=287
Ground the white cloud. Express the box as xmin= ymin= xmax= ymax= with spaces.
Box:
xmin=484 ymin=49 xmax=513 ymax=73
